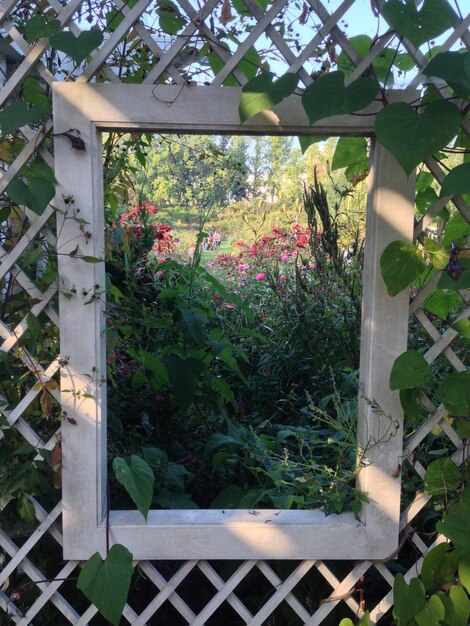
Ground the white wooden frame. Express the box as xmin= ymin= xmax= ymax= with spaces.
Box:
xmin=53 ymin=83 xmax=416 ymax=561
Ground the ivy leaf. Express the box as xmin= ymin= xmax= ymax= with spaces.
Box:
xmin=390 ymin=350 xmax=431 ymax=390
xmin=424 ymin=51 xmax=470 ymax=99
xmin=302 ymin=71 xmax=379 ymax=125
xmin=7 ymin=177 xmax=55 ymax=215
xmin=382 ymin=0 xmax=456 ymax=48
xmin=393 ymin=574 xmax=426 ymax=626
xmin=239 ymin=72 xmax=298 ymax=123
xmin=375 ymin=100 xmax=461 ymax=176
xmin=380 ymin=240 xmax=426 ymax=296
xmin=440 ymin=163 xmax=470 ymax=197
xmin=424 ymin=458 xmax=461 ymax=497
xmin=77 ymin=544 xmax=134 ymax=626
xmin=24 ymin=15 xmax=61 ymax=42
xmin=0 ymin=102 xmax=47 ymax=135
xmin=50 ymin=30 xmax=103 ymax=64
xmin=113 ymin=455 xmax=154 ymax=520
xmin=438 ymin=371 xmax=470 ymax=417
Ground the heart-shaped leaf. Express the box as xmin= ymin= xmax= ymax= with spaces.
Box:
xmin=24 ymin=15 xmax=61 ymax=42
xmin=22 ymin=77 xmax=50 ymax=110
xmin=438 ymin=371 xmax=470 ymax=417
xmin=298 ymin=136 xmax=322 ymax=154
xmin=437 ymin=486 xmax=470 ymax=551
xmin=383 ymin=0 xmax=456 ymax=48
xmin=0 ymin=102 xmax=47 ymax=135
xmin=424 ymin=51 xmax=470 ymax=99
xmin=239 ymin=72 xmax=298 ymax=123
xmin=77 ymin=544 xmax=134 ymax=626
xmin=7 ymin=177 xmax=55 ymax=215
xmin=393 ymin=573 xmax=426 ymax=626
xmin=50 ymin=30 xmax=103 ymax=64
xmin=157 ymin=0 xmax=187 ymax=35
xmin=390 ymin=349 xmax=431 ymax=390
xmin=302 ymin=71 xmax=379 ymax=125
xmin=380 ymin=240 xmax=426 ymax=296
xmin=440 ymin=162 xmax=470 ymax=197
xmin=375 ymin=100 xmax=461 ymax=176
xmin=113 ymin=455 xmax=154 ymax=520
xmin=424 ymin=458 xmax=461 ymax=497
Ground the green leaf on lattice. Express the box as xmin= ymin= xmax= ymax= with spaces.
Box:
xmin=239 ymin=72 xmax=298 ymax=123
xmin=439 ymin=371 xmax=470 ymax=417
xmin=424 ymin=458 xmax=461 ymax=497
xmin=50 ymin=30 xmax=104 ymax=64
xmin=382 ymin=0 xmax=457 ymax=48
xmin=423 ymin=51 xmax=470 ymax=99
xmin=458 ymin=552 xmax=470 ymax=595
xmin=420 ymin=543 xmax=457 ymax=591
xmin=77 ymin=544 xmax=134 ymax=626
xmin=414 ymin=594 xmax=446 ymax=626
xmin=22 ymin=77 xmax=50 ymax=110
xmin=24 ymin=15 xmax=61 ymax=42
xmin=451 ymin=318 xmax=470 ymax=339
xmin=375 ymin=100 xmax=461 ymax=176
xmin=440 ymin=163 xmax=470 ymax=197
xmin=390 ymin=349 xmax=431 ymax=391
xmin=7 ymin=177 xmax=54 ymax=215
xmin=156 ymin=0 xmax=187 ymax=35
xmin=393 ymin=574 xmax=426 ymax=626
xmin=0 ymin=102 xmax=47 ymax=135
xmin=380 ymin=240 xmax=426 ymax=296
xmin=437 ymin=486 xmax=470 ymax=551
xmin=113 ymin=455 xmax=154 ymax=520
xmin=302 ymin=71 xmax=379 ymax=125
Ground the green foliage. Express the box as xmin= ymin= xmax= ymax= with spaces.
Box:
xmin=424 ymin=458 xmax=461 ymax=496
xmin=380 ymin=240 xmax=426 ymax=296
xmin=7 ymin=176 xmax=55 ymax=214
xmin=77 ymin=544 xmax=134 ymax=626
xmin=49 ymin=30 xmax=104 ymax=64
xmin=382 ymin=0 xmax=456 ymax=47
xmin=112 ymin=455 xmax=154 ymax=520
xmin=239 ymin=72 xmax=298 ymax=123
xmin=393 ymin=574 xmax=426 ymax=626
xmin=440 ymin=163 xmax=470 ymax=197
xmin=438 ymin=372 xmax=470 ymax=417
xmin=374 ymin=101 xmax=461 ymax=176
xmin=390 ymin=350 xmax=431 ymax=390
xmin=301 ymin=72 xmax=379 ymax=125
xmin=424 ymin=51 xmax=470 ymax=98
xmin=0 ymin=101 xmax=47 ymax=135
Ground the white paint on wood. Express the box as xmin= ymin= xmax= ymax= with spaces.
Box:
xmin=54 ymin=83 xmax=416 ymax=561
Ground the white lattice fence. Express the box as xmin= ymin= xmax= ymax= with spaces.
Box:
xmin=0 ymin=0 xmax=469 ymax=623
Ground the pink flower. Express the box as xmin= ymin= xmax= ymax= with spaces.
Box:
xmin=280 ymin=254 xmax=289 ymax=262
xmin=279 ymin=274 xmax=286 ymax=280
xmin=238 ymin=263 xmax=249 ymax=271
xmin=255 ymin=272 xmax=266 ymax=281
